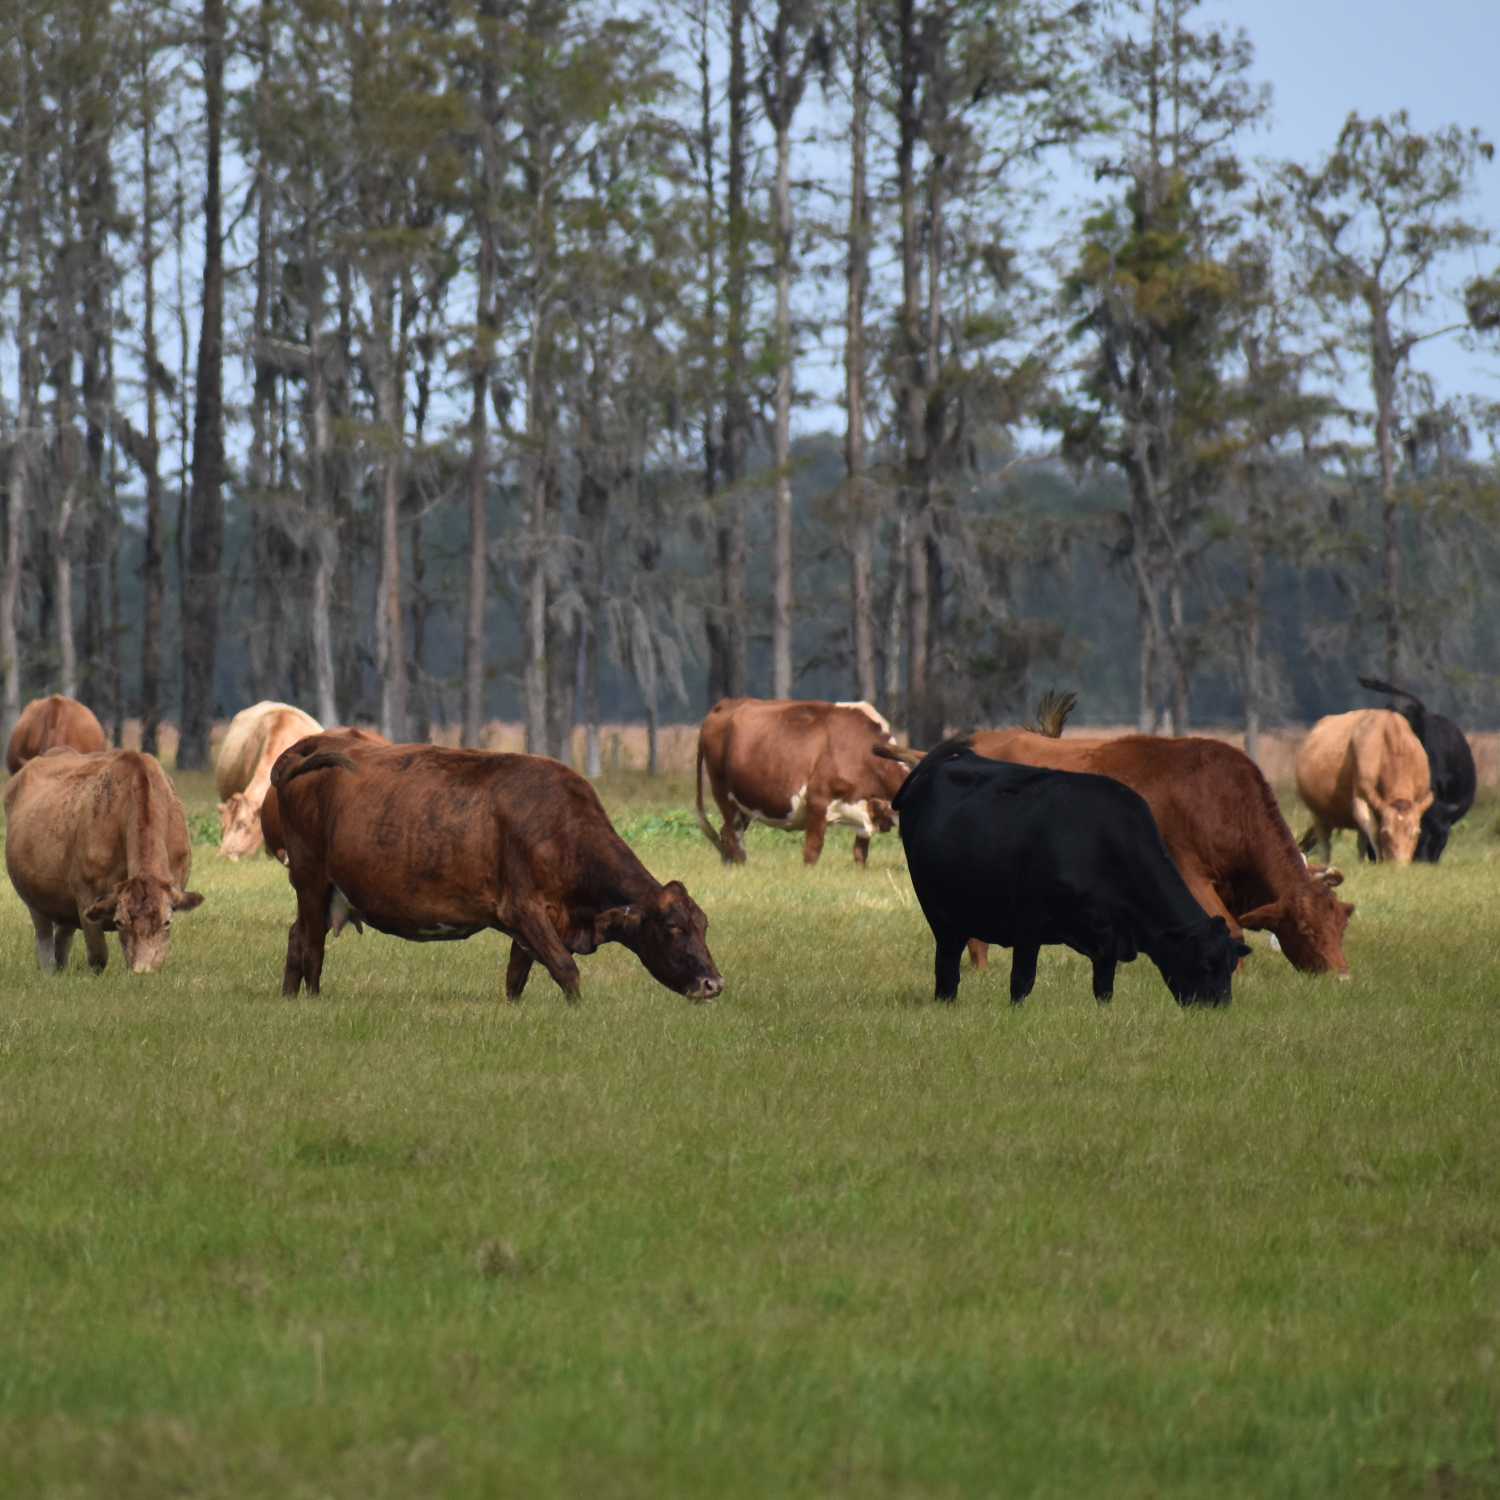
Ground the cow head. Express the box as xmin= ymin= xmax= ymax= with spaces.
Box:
xmin=83 ymin=876 xmax=205 ymax=974
xmin=1375 ymin=791 xmax=1435 ymax=864
xmin=218 ymin=791 xmax=266 ymax=860
xmin=593 ymin=880 xmax=723 ymax=1001
xmin=1157 ymin=916 xmax=1252 ymax=1006
xmin=1239 ymin=876 xmax=1354 ymax=977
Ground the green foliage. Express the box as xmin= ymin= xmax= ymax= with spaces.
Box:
xmin=0 ymin=772 xmax=1498 ymax=1494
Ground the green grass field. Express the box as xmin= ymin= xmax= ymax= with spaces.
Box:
xmin=1 ymin=767 xmax=1497 ymax=1498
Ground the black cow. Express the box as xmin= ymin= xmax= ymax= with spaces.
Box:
xmin=887 ymin=738 xmax=1251 ymax=1006
xmin=1358 ymin=676 xmax=1476 ymax=863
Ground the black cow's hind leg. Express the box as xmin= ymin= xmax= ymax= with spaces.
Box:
xmin=1009 ymin=943 xmax=1039 ymax=1005
xmin=933 ymin=931 xmax=966 ymax=1003
xmin=1091 ymin=956 xmax=1116 ymax=1003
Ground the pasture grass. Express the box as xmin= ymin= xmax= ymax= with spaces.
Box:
xmin=0 ymin=769 xmax=1497 ymax=1497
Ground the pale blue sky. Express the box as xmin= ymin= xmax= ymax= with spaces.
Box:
xmin=1246 ymin=0 xmax=1499 ymax=405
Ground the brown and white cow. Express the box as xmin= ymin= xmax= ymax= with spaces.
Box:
xmin=695 ymin=697 xmax=909 ymax=866
xmin=4 ymin=748 xmax=204 ymax=974
xmin=271 ymin=735 xmax=723 ymax=1003
xmin=1295 ymin=708 xmax=1433 ymax=865
xmin=912 ymin=706 xmax=1353 ymax=976
xmin=215 ymin=701 xmax=323 ymax=859
xmin=6 ymin=694 xmax=108 ymax=774
xmin=258 ymin=727 xmax=389 ymax=864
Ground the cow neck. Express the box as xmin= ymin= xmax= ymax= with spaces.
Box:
xmin=119 ymin=755 xmax=170 ymax=879
xmin=580 ymin=827 xmax=661 ymax=912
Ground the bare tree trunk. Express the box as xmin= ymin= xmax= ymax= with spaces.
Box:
xmin=1372 ymin=306 xmax=1400 ymax=679
xmin=715 ymin=0 xmax=749 ymax=702
xmin=0 ymin=14 xmax=38 ymax=743
xmin=763 ymin=5 xmax=803 ymax=699
xmin=463 ymin=0 xmax=501 ymax=749
xmin=845 ymin=0 xmax=876 ymax=703
xmin=178 ymin=0 xmax=227 ymax=770
xmin=371 ymin=270 xmax=408 ymax=742
xmin=523 ymin=331 xmax=551 ymax=755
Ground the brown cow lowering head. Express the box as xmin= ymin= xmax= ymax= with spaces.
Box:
xmin=591 ymin=880 xmax=723 ymax=1001
xmin=1374 ymin=791 xmax=1435 ymax=864
xmin=83 ymin=875 xmax=205 ymax=974
xmin=1240 ymin=866 xmax=1355 ymax=976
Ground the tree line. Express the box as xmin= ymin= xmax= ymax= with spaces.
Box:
xmin=2 ymin=0 xmax=1498 ymax=774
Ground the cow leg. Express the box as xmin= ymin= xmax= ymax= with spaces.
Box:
xmin=26 ymin=909 xmax=58 ymax=975
xmin=1351 ymin=797 xmax=1380 ymax=863
xmin=280 ymin=920 xmax=304 ymax=996
xmin=505 ymin=941 xmax=535 ymax=1002
xmin=967 ymin=940 xmax=990 ymax=971
xmin=511 ymin=907 xmax=582 ymax=1001
xmin=1298 ymin=818 xmax=1333 ymax=867
xmin=80 ymin=917 xmax=110 ymax=975
xmin=801 ymin=805 xmax=829 ymax=865
xmin=712 ymin=793 xmax=749 ymax=865
xmin=1356 ymin=828 xmax=1377 ymax=863
xmin=933 ymin=930 xmax=966 ymax=1002
xmin=1091 ymin=956 xmax=1116 ymax=1003
xmin=52 ymin=925 xmax=76 ymax=972
xmin=852 ymin=833 xmax=871 ymax=866
xmin=284 ymin=882 xmax=331 ymax=996
xmin=1009 ymin=943 xmax=1040 ymax=1005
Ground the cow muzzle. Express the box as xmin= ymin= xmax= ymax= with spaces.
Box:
xmin=687 ymin=974 xmax=724 ymax=1002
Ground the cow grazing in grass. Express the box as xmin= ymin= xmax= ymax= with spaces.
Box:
xmin=696 ymin=697 xmax=908 ymax=866
xmin=215 ymin=701 xmax=323 ymax=859
xmin=888 ymin=737 xmax=1251 ymax=1005
xmin=1358 ymin=676 xmax=1475 ymax=864
xmin=1296 ymin=709 xmax=1433 ymax=866
xmin=4 ymin=748 xmax=203 ymax=974
xmin=258 ymin=727 xmax=389 ymax=864
xmin=6 ymin=695 xmax=108 ymax=774
xmin=271 ymin=735 xmax=723 ymax=1003
xmin=910 ymin=696 xmax=1352 ymax=977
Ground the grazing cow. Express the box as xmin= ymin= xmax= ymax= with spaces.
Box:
xmin=1358 ymin=675 xmax=1476 ymax=863
xmin=889 ymin=737 xmax=1251 ymax=1005
xmin=696 ymin=697 xmax=908 ymax=865
xmin=926 ymin=701 xmax=1352 ymax=976
xmin=258 ymin=727 xmax=389 ymax=864
xmin=271 ymin=736 xmax=723 ymax=1003
xmin=1295 ymin=709 xmax=1433 ymax=866
xmin=4 ymin=748 xmax=203 ymax=974
xmin=6 ymin=694 xmax=108 ymax=773
xmin=215 ymin=701 xmax=323 ymax=859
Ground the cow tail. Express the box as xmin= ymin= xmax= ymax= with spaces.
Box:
xmin=1027 ymin=688 xmax=1078 ymax=738
xmin=1357 ymin=675 xmax=1426 ymax=741
xmin=272 ymin=750 xmax=357 ymax=791
xmin=694 ymin=735 xmax=728 ymax=859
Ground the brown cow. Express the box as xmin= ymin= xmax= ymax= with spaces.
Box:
xmin=258 ymin=727 xmax=389 ymax=864
xmin=4 ymin=748 xmax=204 ymax=974
xmin=696 ymin=698 xmax=909 ymax=865
xmin=271 ymin=736 xmax=723 ymax=1003
xmin=1295 ymin=709 xmax=1433 ymax=865
xmin=215 ymin=701 xmax=323 ymax=859
xmin=6 ymin=695 xmax=108 ymax=773
xmin=936 ymin=705 xmax=1352 ymax=976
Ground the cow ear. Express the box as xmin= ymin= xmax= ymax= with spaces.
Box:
xmin=594 ymin=905 xmax=643 ymax=945
xmin=1238 ymin=901 xmax=1284 ymax=932
xmin=83 ymin=893 xmax=116 ymax=925
xmin=172 ymin=889 xmax=205 ymax=913
xmin=1306 ymin=862 xmax=1344 ymax=888
xmin=1234 ymin=940 xmax=1253 ymax=961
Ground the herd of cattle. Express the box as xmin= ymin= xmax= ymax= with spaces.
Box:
xmin=0 ymin=680 xmax=1479 ymax=1004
